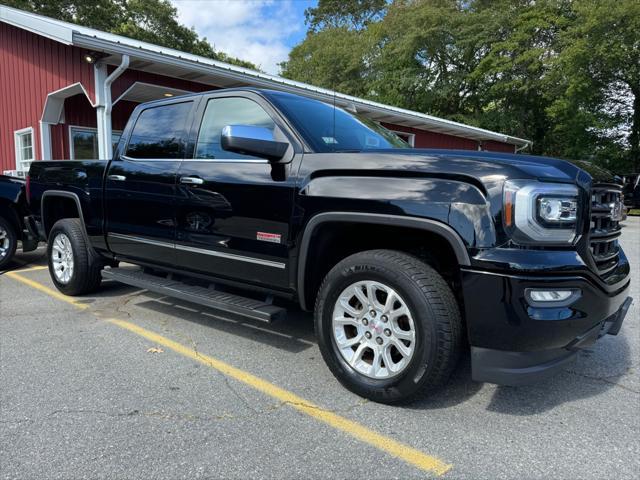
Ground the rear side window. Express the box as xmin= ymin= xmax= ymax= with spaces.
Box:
xmin=125 ymin=102 xmax=192 ymax=159
xmin=195 ymin=97 xmax=276 ymax=159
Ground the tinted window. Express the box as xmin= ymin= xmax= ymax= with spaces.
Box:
xmin=195 ymin=97 xmax=276 ymax=159
xmin=265 ymin=91 xmax=408 ymax=152
xmin=126 ymin=102 xmax=192 ymax=159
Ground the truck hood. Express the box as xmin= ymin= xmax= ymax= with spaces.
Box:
xmin=312 ymin=149 xmax=594 ymax=193
xmin=379 ymin=149 xmax=590 ymax=185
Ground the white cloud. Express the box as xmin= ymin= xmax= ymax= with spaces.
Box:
xmin=171 ymin=0 xmax=302 ymax=75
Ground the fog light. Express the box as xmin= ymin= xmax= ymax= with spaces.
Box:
xmin=525 ymin=288 xmax=581 ymax=307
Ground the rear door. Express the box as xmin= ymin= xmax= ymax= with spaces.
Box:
xmin=104 ymin=98 xmax=197 ymax=266
xmin=174 ymin=92 xmax=300 ymax=289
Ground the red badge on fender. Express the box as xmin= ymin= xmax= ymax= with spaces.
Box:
xmin=257 ymin=232 xmax=282 ymax=244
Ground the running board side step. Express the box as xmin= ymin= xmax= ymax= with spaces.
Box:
xmin=101 ymin=268 xmax=286 ymax=323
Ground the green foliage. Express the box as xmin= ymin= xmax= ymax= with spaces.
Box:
xmin=4 ymin=0 xmax=257 ymax=69
xmin=305 ymin=0 xmax=387 ymax=31
xmin=282 ymin=0 xmax=639 ymax=171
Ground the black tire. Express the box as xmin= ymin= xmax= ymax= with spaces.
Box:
xmin=47 ymin=218 xmax=102 ymax=295
xmin=315 ymin=249 xmax=462 ymax=404
xmin=0 ymin=216 xmax=18 ymax=270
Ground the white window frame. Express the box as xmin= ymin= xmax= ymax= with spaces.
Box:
xmin=390 ymin=130 xmax=415 ymax=147
xmin=69 ymin=126 xmax=122 ymax=160
xmin=14 ymin=127 xmax=35 ymax=172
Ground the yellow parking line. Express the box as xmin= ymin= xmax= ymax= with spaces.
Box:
xmin=5 ymin=271 xmax=452 ymax=476
xmin=10 ymin=265 xmax=48 ymax=273
xmin=5 ymin=271 xmax=89 ymax=309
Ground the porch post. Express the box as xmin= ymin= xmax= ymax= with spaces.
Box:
xmin=39 ymin=120 xmax=52 ymax=161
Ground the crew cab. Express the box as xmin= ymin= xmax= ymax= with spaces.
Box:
xmin=0 ymin=174 xmax=38 ymax=269
xmin=27 ymin=88 xmax=632 ymax=403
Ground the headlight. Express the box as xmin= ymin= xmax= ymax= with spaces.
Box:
xmin=503 ymin=180 xmax=579 ymax=245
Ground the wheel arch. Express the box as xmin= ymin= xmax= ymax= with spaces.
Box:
xmin=41 ymin=191 xmax=87 ymax=238
xmin=296 ymin=212 xmax=471 ymax=310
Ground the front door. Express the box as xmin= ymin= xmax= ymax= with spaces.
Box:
xmin=105 ymin=99 xmax=196 ymax=267
xmin=175 ymin=94 xmax=298 ymax=290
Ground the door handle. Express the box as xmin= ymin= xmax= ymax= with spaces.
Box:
xmin=180 ymin=176 xmax=204 ymax=185
xmin=107 ymin=174 xmax=126 ymax=181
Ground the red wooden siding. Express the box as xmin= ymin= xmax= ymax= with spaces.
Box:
xmin=482 ymin=140 xmax=516 ymax=153
xmin=0 ymin=22 xmax=96 ymax=171
xmin=382 ymin=122 xmax=516 ymax=153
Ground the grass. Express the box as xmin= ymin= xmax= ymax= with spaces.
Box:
xmin=628 ymin=209 xmax=640 ymax=216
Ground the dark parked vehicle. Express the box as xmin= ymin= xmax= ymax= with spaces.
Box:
xmin=0 ymin=175 xmax=38 ymax=269
xmin=622 ymin=173 xmax=640 ymax=208
xmin=27 ymin=89 xmax=632 ymax=403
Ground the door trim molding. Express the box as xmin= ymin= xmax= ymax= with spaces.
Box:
xmin=108 ymin=233 xmax=286 ymax=269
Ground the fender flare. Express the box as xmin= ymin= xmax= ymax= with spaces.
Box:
xmin=41 ymin=190 xmax=89 ymax=237
xmin=296 ymin=212 xmax=471 ymax=310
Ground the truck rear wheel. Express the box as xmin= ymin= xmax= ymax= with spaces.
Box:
xmin=315 ymin=249 xmax=461 ymax=404
xmin=47 ymin=219 xmax=102 ymax=295
xmin=0 ymin=216 xmax=17 ymax=270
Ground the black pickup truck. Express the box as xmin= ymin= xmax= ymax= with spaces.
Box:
xmin=0 ymin=175 xmax=38 ymax=269
xmin=27 ymin=88 xmax=632 ymax=403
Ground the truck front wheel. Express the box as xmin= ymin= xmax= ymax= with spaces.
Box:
xmin=47 ymin=219 xmax=102 ymax=295
xmin=315 ymin=249 xmax=461 ymax=404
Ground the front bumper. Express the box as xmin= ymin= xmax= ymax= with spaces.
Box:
xmin=461 ymin=265 xmax=632 ymax=386
xmin=470 ymin=297 xmax=632 ymax=385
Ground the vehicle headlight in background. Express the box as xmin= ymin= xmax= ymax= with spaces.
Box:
xmin=503 ymin=181 xmax=580 ymax=245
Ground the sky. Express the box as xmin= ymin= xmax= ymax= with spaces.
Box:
xmin=170 ymin=0 xmax=317 ymax=75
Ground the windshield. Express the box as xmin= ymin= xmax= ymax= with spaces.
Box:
xmin=265 ymin=91 xmax=410 ymax=152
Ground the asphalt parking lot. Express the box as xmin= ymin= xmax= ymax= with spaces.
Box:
xmin=1 ymin=219 xmax=638 ymax=479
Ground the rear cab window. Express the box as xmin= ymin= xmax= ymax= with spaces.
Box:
xmin=125 ymin=101 xmax=193 ymax=159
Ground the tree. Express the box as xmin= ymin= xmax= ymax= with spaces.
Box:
xmin=305 ymin=0 xmax=387 ymax=32
xmin=550 ymin=0 xmax=639 ymax=171
xmin=4 ymin=0 xmax=257 ymax=69
xmin=282 ymin=0 xmax=638 ymax=171
xmin=468 ymin=0 xmax=572 ymax=154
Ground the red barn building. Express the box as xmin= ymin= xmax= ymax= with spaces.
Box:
xmin=0 ymin=5 xmax=530 ymax=176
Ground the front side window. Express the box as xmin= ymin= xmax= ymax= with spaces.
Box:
xmin=126 ymin=102 xmax=192 ymax=159
xmin=14 ymin=127 xmax=34 ymax=172
xmin=70 ymin=127 xmax=122 ymax=160
xmin=195 ymin=97 xmax=276 ymax=159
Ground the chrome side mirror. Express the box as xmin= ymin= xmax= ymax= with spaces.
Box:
xmin=221 ymin=125 xmax=289 ymax=162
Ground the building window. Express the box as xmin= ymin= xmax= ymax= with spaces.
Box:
xmin=69 ymin=126 xmax=122 ymax=160
xmin=390 ymin=131 xmax=415 ymax=147
xmin=14 ymin=127 xmax=35 ymax=172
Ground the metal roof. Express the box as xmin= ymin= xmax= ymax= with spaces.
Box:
xmin=0 ymin=5 xmax=531 ymax=148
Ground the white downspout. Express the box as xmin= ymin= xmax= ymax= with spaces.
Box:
xmin=94 ymin=55 xmax=129 ymax=160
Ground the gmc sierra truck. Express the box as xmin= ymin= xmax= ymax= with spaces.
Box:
xmin=27 ymin=88 xmax=632 ymax=403
xmin=0 ymin=175 xmax=39 ymax=269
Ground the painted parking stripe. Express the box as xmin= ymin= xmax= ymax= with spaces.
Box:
xmin=8 ymin=265 xmax=49 ymax=273
xmin=5 ymin=271 xmax=453 ymax=476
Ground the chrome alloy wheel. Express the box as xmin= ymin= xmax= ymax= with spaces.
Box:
xmin=332 ymin=281 xmax=417 ymax=379
xmin=51 ymin=233 xmax=74 ymax=284
xmin=0 ymin=225 xmax=9 ymax=260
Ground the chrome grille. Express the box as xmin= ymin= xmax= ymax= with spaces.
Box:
xmin=590 ymin=185 xmax=622 ymax=275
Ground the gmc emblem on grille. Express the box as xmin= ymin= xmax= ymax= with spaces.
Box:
xmin=609 ymin=200 xmax=624 ymax=222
